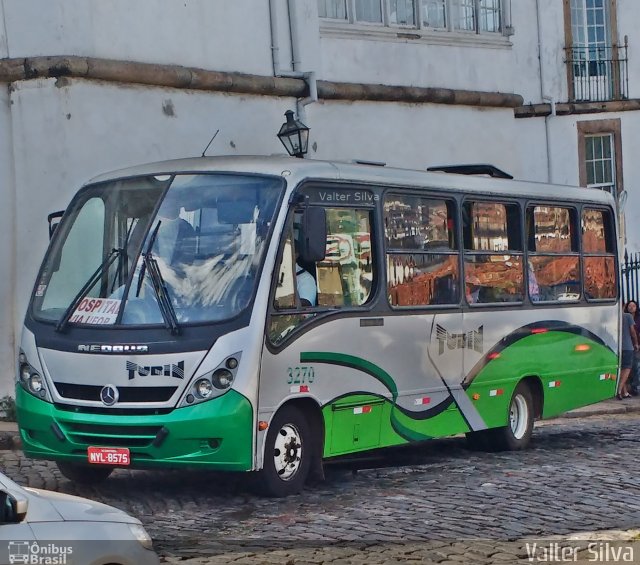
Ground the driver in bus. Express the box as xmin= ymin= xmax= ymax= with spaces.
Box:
xmin=293 ymin=220 xmax=317 ymax=307
xmin=296 ymin=261 xmax=317 ymax=307
xmin=154 ymin=198 xmax=196 ymax=269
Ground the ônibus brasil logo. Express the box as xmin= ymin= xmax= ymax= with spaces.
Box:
xmin=7 ymin=541 xmax=72 ymax=564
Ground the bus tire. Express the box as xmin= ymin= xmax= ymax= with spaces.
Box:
xmin=255 ymin=405 xmax=312 ymax=497
xmin=56 ymin=461 xmax=113 ymax=485
xmin=489 ymin=381 xmax=534 ymax=451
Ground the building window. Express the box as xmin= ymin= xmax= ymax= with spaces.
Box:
xmin=577 ymin=119 xmax=623 ymax=201
xmin=563 ymin=0 xmax=628 ymax=102
xmin=318 ymin=0 xmax=348 ymax=19
xmin=356 ymin=0 xmax=383 ymax=23
xmin=585 ymin=134 xmax=616 ymax=197
xmin=318 ymin=0 xmax=505 ymax=33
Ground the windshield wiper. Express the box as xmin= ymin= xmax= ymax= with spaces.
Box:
xmin=136 ymin=221 xmax=181 ymax=335
xmin=55 ymin=249 xmax=122 ymax=333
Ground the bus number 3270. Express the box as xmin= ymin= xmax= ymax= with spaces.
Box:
xmin=287 ymin=366 xmax=315 ymax=384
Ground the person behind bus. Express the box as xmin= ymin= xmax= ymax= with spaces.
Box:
xmin=624 ymin=300 xmax=640 ymax=396
xmin=618 ymin=301 xmax=639 ymax=399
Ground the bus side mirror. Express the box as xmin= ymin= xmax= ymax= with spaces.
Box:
xmin=48 ymin=211 xmax=65 ymax=240
xmin=299 ymin=207 xmax=326 ymax=263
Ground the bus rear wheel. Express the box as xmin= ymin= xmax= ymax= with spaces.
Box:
xmin=255 ymin=405 xmax=312 ymax=497
xmin=57 ymin=461 xmax=113 ymax=485
xmin=490 ymin=382 xmax=534 ymax=451
xmin=466 ymin=382 xmax=534 ymax=452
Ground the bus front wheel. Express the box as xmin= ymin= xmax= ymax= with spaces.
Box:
xmin=255 ymin=405 xmax=312 ymax=497
xmin=56 ymin=461 xmax=113 ymax=485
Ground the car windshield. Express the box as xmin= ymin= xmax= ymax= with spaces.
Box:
xmin=32 ymin=173 xmax=283 ymax=327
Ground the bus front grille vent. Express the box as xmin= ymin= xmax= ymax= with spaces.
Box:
xmin=64 ymin=422 xmax=164 ymax=448
xmin=53 ymin=382 xmax=177 ymax=403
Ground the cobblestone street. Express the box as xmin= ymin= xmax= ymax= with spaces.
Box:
xmin=1 ymin=412 xmax=640 ymax=563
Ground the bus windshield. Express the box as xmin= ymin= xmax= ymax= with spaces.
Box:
xmin=32 ymin=173 xmax=284 ymax=327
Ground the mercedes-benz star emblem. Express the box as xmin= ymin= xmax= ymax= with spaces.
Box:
xmin=100 ymin=385 xmax=119 ymax=406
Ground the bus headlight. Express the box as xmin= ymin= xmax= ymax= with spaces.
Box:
xmin=29 ymin=373 xmax=44 ymax=393
xmin=17 ymin=351 xmax=49 ymax=401
xmin=19 ymin=364 xmax=31 ymax=384
xmin=212 ymin=369 xmax=234 ymax=389
xmin=195 ymin=378 xmax=213 ymax=399
xmin=179 ymin=353 xmax=241 ymax=408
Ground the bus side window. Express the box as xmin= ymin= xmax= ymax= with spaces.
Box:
xmin=582 ymin=208 xmax=616 ymax=300
xmin=527 ymin=205 xmax=581 ymax=303
xmin=384 ymin=194 xmax=459 ymax=307
xmin=316 ymin=208 xmax=374 ymax=308
xmin=462 ymin=200 xmax=524 ymax=304
xmin=274 ymin=230 xmax=297 ymax=310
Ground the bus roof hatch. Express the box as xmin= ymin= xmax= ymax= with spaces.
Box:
xmin=427 ymin=164 xmax=513 ymax=179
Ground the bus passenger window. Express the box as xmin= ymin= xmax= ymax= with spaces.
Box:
xmin=527 ymin=206 xmax=581 ymax=303
xmin=462 ymin=201 xmax=523 ymax=304
xmin=385 ymin=195 xmax=459 ymax=307
xmin=582 ymin=208 xmax=616 ymax=300
xmin=316 ymin=208 xmax=374 ymax=308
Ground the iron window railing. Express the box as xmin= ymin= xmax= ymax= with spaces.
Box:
xmin=565 ymin=40 xmax=629 ymax=102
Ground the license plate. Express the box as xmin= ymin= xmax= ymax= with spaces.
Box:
xmin=87 ymin=446 xmax=130 ymax=466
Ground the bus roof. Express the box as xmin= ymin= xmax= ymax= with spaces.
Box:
xmin=87 ymin=155 xmax=616 ymax=207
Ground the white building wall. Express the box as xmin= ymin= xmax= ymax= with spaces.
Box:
xmin=618 ymin=0 xmax=639 ymax=98
xmin=307 ymin=100 xmax=521 ymax=175
xmin=0 ymin=86 xmax=16 ymax=397
xmin=513 ymin=0 xmax=568 ymax=104
xmin=2 ymin=0 xmax=275 ymax=75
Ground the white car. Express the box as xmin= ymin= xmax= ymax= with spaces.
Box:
xmin=0 ymin=472 xmax=159 ymax=565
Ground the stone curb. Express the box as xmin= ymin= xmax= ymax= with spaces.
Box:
xmin=558 ymin=397 xmax=640 ymax=419
xmin=0 ymin=422 xmax=21 ymax=451
xmin=0 ymin=398 xmax=638 ymax=451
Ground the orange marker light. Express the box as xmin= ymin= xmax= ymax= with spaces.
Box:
xmin=575 ymin=344 xmax=591 ymax=352
xmin=472 ymin=393 xmax=480 ymax=401
xmin=488 ymin=352 xmax=501 ymax=360
xmin=258 ymin=421 xmax=269 ymax=431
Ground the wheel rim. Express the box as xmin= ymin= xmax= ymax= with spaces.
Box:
xmin=273 ymin=423 xmax=303 ymax=481
xmin=509 ymin=393 xmax=529 ymax=440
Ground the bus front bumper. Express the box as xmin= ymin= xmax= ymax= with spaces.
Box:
xmin=16 ymin=387 xmax=254 ymax=471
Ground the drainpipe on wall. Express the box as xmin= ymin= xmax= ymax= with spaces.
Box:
xmin=269 ymin=0 xmax=318 ymax=123
xmin=535 ymin=0 xmax=554 ymax=184
xmin=543 ymin=96 xmax=556 ymax=185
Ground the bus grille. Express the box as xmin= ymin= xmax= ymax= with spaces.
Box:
xmin=53 ymin=383 xmax=177 ymax=403
xmin=63 ymin=422 xmax=163 ymax=448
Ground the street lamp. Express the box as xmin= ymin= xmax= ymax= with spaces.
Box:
xmin=277 ymin=110 xmax=309 ymax=158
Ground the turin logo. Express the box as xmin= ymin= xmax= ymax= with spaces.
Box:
xmin=436 ymin=325 xmax=483 ymax=355
xmin=126 ymin=361 xmax=185 ymax=380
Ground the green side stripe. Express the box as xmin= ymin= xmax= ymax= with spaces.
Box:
xmin=301 ymin=351 xmax=398 ymax=400
xmin=301 ymin=351 xmax=433 ymax=442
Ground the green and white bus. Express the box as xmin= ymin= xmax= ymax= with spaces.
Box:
xmin=17 ymin=156 xmax=619 ymax=496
